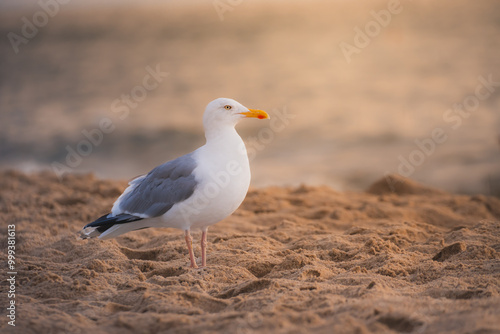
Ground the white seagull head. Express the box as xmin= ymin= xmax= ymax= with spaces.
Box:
xmin=203 ymin=98 xmax=270 ymax=131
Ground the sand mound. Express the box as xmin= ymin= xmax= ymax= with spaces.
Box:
xmin=1 ymin=171 xmax=499 ymax=333
xmin=366 ymin=174 xmax=445 ymax=196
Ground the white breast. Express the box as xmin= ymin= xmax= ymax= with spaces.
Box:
xmin=159 ymin=127 xmax=251 ymax=230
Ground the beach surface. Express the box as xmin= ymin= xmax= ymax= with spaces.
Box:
xmin=1 ymin=171 xmax=499 ymax=333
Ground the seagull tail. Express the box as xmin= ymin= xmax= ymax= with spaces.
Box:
xmin=78 ymin=213 xmax=143 ymax=240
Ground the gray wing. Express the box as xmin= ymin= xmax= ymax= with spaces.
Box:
xmin=112 ymin=153 xmax=198 ymax=218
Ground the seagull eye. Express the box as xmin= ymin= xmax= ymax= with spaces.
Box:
xmin=224 ymin=105 xmax=232 ymax=110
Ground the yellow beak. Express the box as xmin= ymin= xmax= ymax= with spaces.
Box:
xmin=240 ymin=108 xmax=270 ymax=120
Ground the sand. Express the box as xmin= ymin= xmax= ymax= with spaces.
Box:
xmin=1 ymin=171 xmax=499 ymax=333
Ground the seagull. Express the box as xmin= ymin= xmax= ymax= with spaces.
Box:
xmin=79 ymin=98 xmax=270 ymax=268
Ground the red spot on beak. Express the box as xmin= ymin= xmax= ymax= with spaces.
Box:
xmin=257 ymin=115 xmax=265 ymax=119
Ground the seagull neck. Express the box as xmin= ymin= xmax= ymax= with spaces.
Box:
xmin=204 ymin=126 xmax=241 ymax=146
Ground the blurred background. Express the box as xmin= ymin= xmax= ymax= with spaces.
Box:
xmin=1 ymin=0 xmax=499 ymax=195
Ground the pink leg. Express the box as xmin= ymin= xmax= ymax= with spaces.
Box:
xmin=184 ymin=230 xmax=198 ymax=268
xmin=201 ymin=228 xmax=208 ymax=267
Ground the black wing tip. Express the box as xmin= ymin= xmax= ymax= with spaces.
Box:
xmin=83 ymin=213 xmax=109 ymax=228
xmin=84 ymin=213 xmax=144 ymax=234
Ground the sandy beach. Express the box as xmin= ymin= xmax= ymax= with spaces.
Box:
xmin=1 ymin=1 xmax=500 ymax=332
xmin=1 ymin=171 xmax=499 ymax=333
